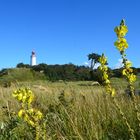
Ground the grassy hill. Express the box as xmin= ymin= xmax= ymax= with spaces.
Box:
xmin=0 ymin=68 xmax=46 ymax=86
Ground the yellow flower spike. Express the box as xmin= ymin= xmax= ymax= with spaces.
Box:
xmin=103 ymin=73 xmax=108 ymax=80
xmin=28 ymin=94 xmax=34 ymax=104
xmin=99 ymin=54 xmax=107 ymax=65
xmin=113 ymin=20 xmax=138 ymax=140
xmin=28 ymin=120 xmax=36 ymax=127
xmin=12 ymin=87 xmax=44 ymax=140
xmin=23 ymin=113 xmax=30 ymax=122
xmin=103 ymin=65 xmax=108 ymax=71
xmin=18 ymin=109 xmax=25 ymax=117
xmin=12 ymin=93 xmax=17 ymax=98
xmin=114 ymin=20 xmax=136 ymax=86
xmin=98 ymin=54 xmax=116 ymax=97
xmin=17 ymin=93 xmax=23 ymax=101
xmin=36 ymin=110 xmax=43 ymax=120
xmin=106 ymin=86 xmax=113 ymax=95
xmin=128 ymin=74 xmax=136 ymax=83
xmin=12 ymin=88 xmax=34 ymax=104
xmin=114 ymin=38 xmax=128 ymax=52
xmin=98 ymin=66 xmax=103 ymax=71
xmin=28 ymin=108 xmax=34 ymax=114
xmin=105 ymin=79 xmax=110 ymax=84
xmin=125 ymin=61 xmax=132 ymax=69
xmin=114 ymin=20 xmax=128 ymax=38
xmin=122 ymin=69 xmax=127 ymax=76
xmin=22 ymin=95 xmax=27 ymax=103
xmin=28 ymin=90 xmax=32 ymax=95
xmin=129 ymin=68 xmax=133 ymax=73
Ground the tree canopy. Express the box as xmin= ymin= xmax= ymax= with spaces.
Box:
xmin=88 ymin=53 xmax=101 ymax=70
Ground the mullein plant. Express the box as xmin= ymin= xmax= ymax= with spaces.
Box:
xmin=114 ymin=19 xmax=136 ymax=96
xmin=98 ymin=54 xmax=115 ymax=97
xmin=12 ymin=88 xmax=46 ymax=140
xmin=114 ymin=20 xmax=140 ymax=130
xmin=98 ymin=54 xmax=136 ymax=140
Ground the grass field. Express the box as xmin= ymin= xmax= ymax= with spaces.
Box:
xmin=0 ymin=78 xmax=140 ymax=140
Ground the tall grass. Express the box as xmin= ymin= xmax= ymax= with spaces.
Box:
xmin=0 ymin=80 xmax=140 ymax=139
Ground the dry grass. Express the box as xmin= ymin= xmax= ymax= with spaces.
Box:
xmin=0 ymin=80 xmax=140 ymax=139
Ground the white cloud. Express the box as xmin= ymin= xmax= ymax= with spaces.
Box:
xmin=94 ymin=63 xmax=100 ymax=69
xmin=84 ymin=61 xmax=100 ymax=69
xmin=114 ymin=59 xmax=123 ymax=69
xmin=84 ymin=62 xmax=89 ymax=66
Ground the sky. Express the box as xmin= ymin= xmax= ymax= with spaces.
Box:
xmin=0 ymin=0 xmax=140 ymax=69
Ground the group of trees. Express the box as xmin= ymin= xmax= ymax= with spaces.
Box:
xmin=15 ymin=61 xmax=140 ymax=81
xmin=0 ymin=52 xmax=139 ymax=83
xmin=32 ymin=63 xmax=91 ymax=81
xmin=15 ymin=53 xmax=102 ymax=81
xmin=88 ymin=53 xmax=101 ymax=70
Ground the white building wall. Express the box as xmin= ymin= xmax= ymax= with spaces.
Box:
xmin=30 ymin=51 xmax=37 ymax=66
xmin=31 ymin=56 xmax=36 ymax=66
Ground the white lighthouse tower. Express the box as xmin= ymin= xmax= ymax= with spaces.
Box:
xmin=30 ymin=51 xmax=37 ymax=66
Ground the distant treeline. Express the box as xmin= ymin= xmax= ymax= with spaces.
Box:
xmin=16 ymin=63 xmax=91 ymax=81
xmin=13 ymin=63 xmax=140 ymax=82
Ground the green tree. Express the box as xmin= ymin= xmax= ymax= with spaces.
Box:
xmin=16 ymin=63 xmax=30 ymax=68
xmin=88 ymin=53 xmax=101 ymax=70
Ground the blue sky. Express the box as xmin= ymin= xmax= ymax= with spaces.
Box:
xmin=0 ymin=0 xmax=140 ymax=69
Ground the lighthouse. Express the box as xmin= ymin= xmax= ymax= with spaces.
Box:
xmin=30 ymin=51 xmax=37 ymax=66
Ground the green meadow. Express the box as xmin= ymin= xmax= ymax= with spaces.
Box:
xmin=0 ymin=78 xmax=140 ymax=140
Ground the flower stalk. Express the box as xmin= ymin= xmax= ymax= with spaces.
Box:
xmin=98 ymin=54 xmax=136 ymax=140
xmin=12 ymin=88 xmax=45 ymax=140
xmin=114 ymin=19 xmax=140 ymax=135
